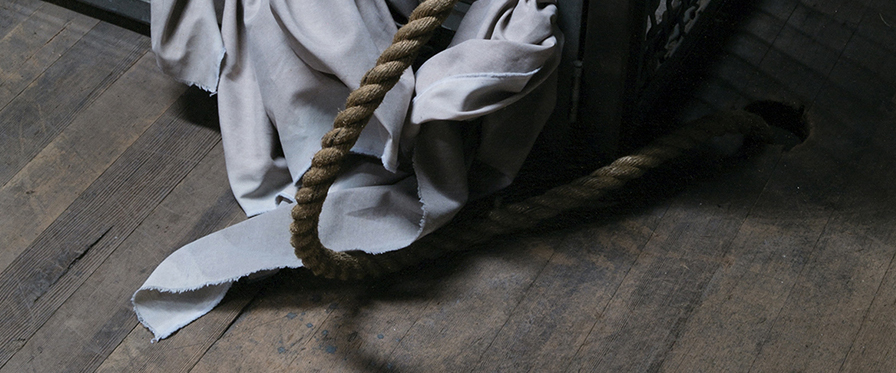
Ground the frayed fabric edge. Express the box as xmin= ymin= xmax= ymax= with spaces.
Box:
xmin=132 ymin=285 xmax=228 ymax=343
xmin=132 ymin=262 xmax=302 ymax=342
xmin=174 ymin=47 xmax=225 ymax=95
xmin=157 ymin=47 xmax=225 ymax=95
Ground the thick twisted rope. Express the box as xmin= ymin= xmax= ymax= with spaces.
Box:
xmin=295 ymin=108 xmax=774 ymax=280
xmin=290 ymin=0 xmax=460 ymax=279
xmin=290 ymin=0 xmax=776 ymax=280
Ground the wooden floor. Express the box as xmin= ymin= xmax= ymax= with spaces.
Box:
xmin=1 ymin=0 xmax=895 ymax=371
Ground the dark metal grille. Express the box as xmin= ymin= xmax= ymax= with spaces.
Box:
xmin=636 ymin=0 xmax=715 ymax=93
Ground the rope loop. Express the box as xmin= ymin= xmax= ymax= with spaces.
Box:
xmin=289 ymin=0 xmax=778 ymax=280
xmin=290 ymin=0 xmax=460 ymax=279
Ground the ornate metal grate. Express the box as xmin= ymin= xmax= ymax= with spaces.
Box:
xmin=635 ymin=0 xmax=716 ymax=94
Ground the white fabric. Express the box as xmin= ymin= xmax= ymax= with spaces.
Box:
xmin=135 ymin=0 xmax=562 ymax=341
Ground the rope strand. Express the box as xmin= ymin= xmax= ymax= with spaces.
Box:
xmin=290 ymin=0 xmax=776 ymax=280
xmin=290 ymin=0 xmax=460 ymax=279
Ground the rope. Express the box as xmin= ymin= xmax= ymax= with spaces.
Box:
xmin=289 ymin=0 xmax=460 ymax=279
xmin=290 ymin=0 xmax=776 ymax=280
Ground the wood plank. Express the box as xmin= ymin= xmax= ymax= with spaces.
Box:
xmin=0 ymin=2 xmax=100 ymax=111
xmin=186 ymin=237 xmax=558 ymax=372
xmin=75 ymin=0 xmax=151 ymax=24
xmin=840 ymin=259 xmax=896 ymax=372
xmin=804 ymin=0 xmax=874 ymax=27
xmin=778 ymin=2 xmax=859 ymax=104
xmin=1 ymin=143 xmax=247 ymax=372
xmin=753 ymin=35 xmax=840 ymax=104
xmin=654 ymin=3 xmax=787 ymax=125
xmin=0 ymin=52 xmax=185 ymax=274
xmin=735 ymin=5 xmax=791 ymax=50
xmin=645 ymin=1 xmax=893 ymax=368
xmin=786 ymin=1 xmax=858 ymax=53
xmin=0 ymin=0 xmax=43 ymax=39
xmin=465 ymin=209 xmax=663 ymax=371
xmin=838 ymin=150 xmax=896 ymax=371
xmin=374 ymin=242 xmax=566 ymax=371
xmin=666 ymin=5 xmax=775 ymax=119
xmin=474 ymin=151 xmax=779 ymax=372
xmin=552 ymin=148 xmax=779 ymax=372
xmin=860 ymin=0 xmax=896 ymax=50
xmin=741 ymin=8 xmax=896 ymax=365
xmin=186 ymin=270 xmax=387 ymax=372
xmin=731 ymin=2 xmax=799 ymax=107
xmin=652 ymin=150 xmax=843 ymax=371
xmin=746 ymin=204 xmax=895 ymax=371
xmin=840 ymin=32 xmax=896 ymax=89
xmin=96 ymin=280 xmax=261 ymax=373
xmin=807 ymin=27 xmax=894 ymax=153
xmin=187 ymin=211 xmax=674 ymax=372
xmin=0 ymin=20 xmax=148 ymax=187
xmin=0 ymin=93 xmax=220 ymax=368
xmin=181 ymin=148 xmax=776 ymax=371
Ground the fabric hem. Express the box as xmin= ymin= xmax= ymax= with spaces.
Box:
xmin=132 ymin=261 xmax=302 ymax=342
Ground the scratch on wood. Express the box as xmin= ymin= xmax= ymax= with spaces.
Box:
xmin=43 ymin=22 xmax=68 ymax=48
xmin=67 ymin=226 xmax=112 ymax=273
xmin=32 ymin=225 xmax=113 ymax=306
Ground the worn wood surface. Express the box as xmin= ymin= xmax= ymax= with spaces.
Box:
xmin=0 ymin=52 xmax=185 ymax=274
xmin=1 ymin=0 xmax=895 ymax=371
xmin=0 ymin=84 xmax=221 ymax=368
xmin=0 ymin=17 xmax=147 ymax=186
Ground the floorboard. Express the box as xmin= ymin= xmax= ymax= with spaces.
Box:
xmin=0 ymin=85 xmax=220 ymax=368
xmin=0 ymin=52 xmax=184 ymax=273
xmin=97 ymin=280 xmax=262 ymax=373
xmin=0 ymin=1 xmax=98 ymax=109
xmin=1 ymin=142 xmax=240 ymax=372
xmin=1 ymin=0 xmax=894 ymax=371
xmin=0 ymin=20 xmax=147 ymax=186
xmin=0 ymin=0 xmax=44 ymax=40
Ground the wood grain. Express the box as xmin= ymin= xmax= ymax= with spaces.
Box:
xmin=2 ymin=0 xmax=896 ymax=370
xmin=468 ymin=209 xmax=664 ymax=372
xmin=654 ymin=151 xmax=840 ymax=371
xmin=0 ymin=52 xmax=185 ymax=274
xmin=0 ymin=20 xmax=147 ymax=186
xmin=558 ymin=150 xmax=779 ymax=372
xmin=1 ymin=143 xmax=245 ymax=372
xmin=0 ymin=2 xmax=98 ymax=109
xmin=96 ymin=280 xmax=262 ymax=373
xmin=0 ymin=0 xmax=43 ymax=39
xmin=186 ymin=239 xmax=560 ymax=372
xmin=0 ymin=93 xmax=220 ymax=368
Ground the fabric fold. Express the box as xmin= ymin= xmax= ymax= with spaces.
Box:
xmin=134 ymin=204 xmax=301 ymax=341
xmin=151 ymin=0 xmax=225 ymax=92
xmin=136 ymin=0 xmax=563 ymax=341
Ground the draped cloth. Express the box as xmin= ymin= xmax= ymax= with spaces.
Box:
xmin=133 ymin=0 xmax=562 ymax=341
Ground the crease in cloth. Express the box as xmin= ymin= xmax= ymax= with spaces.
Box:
xmin=135 ymin=0 xmax=563 ymax=341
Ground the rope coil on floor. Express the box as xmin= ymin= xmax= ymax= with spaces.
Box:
xmin=290 ymin=0 xmax=776 ymax=280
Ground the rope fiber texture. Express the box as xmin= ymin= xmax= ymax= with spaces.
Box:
xmin=290 ymin=0 xmax=461 ymax=279
xmin=290 ymin=0 xmax=777 ymax=280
